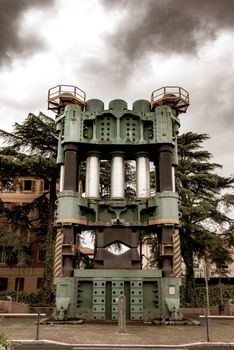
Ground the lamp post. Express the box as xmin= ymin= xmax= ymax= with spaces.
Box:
xmin=204 ymin=262 xmax=210 ymax=342
xmin=218 ymin=267 xmax=224 ymax=314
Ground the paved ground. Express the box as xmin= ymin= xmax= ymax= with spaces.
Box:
xmin=0 ymin=317 xmax=234 ymax=348
xmin=12 ymin=343 xmax=234 ymax=350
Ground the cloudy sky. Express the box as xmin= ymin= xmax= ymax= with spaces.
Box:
xmin=0 ymin=0 xmax=234 ymax=177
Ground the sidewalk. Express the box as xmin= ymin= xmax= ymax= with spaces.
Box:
xmin=1 ymin=317 xmax=234 ymax=347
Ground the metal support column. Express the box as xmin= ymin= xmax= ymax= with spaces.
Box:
xmin=62 ymin=143 xmax=79 ymax=276
xmin=158 ymin=226 xmax=174 ymax=277
xmin=62 ymin=226 xmax=75 ymax=277
xmin=63 ymin=143 xmax=79 ymax=191
xmin=156 ymin=145 xmax=174 ymax=277
xmin=155 ymin=145 xmax=173 ymax=192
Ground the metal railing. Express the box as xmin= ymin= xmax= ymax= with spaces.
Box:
xmin=48 ymin=84 xmax=86 ymax=111
xmin=151 ymin=86 xmax=189 ymax=103
xmin=0 ymin=311 xmax=46 ymax=340
xmin=151 ymin=86 xmax=189 ymax=114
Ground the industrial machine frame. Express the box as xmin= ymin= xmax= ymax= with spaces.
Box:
xmin=50 ymin=84 xmax=189 ymax=321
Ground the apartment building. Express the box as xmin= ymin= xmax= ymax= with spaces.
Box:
xmin=0 ymin=177 xmax=49 ymax=292
xmin=0 ymin=177 xmax=94 ymax=293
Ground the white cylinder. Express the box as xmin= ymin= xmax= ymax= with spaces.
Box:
xmin=85 ymin=157 xmax=90 ymax=197
xmin=172 ymin=166 xmax=176 ymax=192
xmin=85 ymin=155 xmax=100 ymax=198
xmin=59 ymin=165 xmax=65 ymax=192
xmin=111 ymin=155 xmax=125 ymax=198
xmin=136 ymin=156 xmax=150 ymax=198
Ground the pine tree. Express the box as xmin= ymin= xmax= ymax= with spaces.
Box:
xmin=176 ymin=132 xmax=234 ymax=304
xmin=0 ymin=112 xmax=59 ymax=303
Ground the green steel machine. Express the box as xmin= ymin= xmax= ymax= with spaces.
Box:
xmin=49 ymin=85 xmax=189 ymax=321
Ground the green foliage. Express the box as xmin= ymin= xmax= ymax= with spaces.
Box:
xmin=125 ymin=161 xmax=136 ymax=198
xmin=0 ymin=112 xmax=57 ymax=157
xmin=99 ymin=160 xmax=136 ymax=198
xmin=0 ymin=193 xmax=52 ymax=265
xmin=0 ymin=291 xmax=39 ymax=304
xmin=180 ymin=284 xmax=234 ymax=308
xmin=176 ymin=132 xmax=234 ymax=303
xmin=141 ymin=232 xmax=159 ymax=269
xmin=99 ymin=160 xmax=111 ymax=198
xmin=0 ymin=332 xmax=13 ymax=350
xmin=40 ymin=229 xmax=55 ymax=304
xmin=0 ymin=225 xmax=24 ymax=250
xmin=0 ymin=290 xmax=55 ymax=306
xmin=0 ymin=224 xmax=26 ymax=265
xmin=0 ymin=112 xmax=58 ymax=301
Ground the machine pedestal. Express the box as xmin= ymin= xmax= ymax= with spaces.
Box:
xmin=54 ymin=270 xmax=182 ymax=321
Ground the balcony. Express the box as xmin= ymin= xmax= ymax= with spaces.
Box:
xmin=151 ymin=86 xmax=189 ymax=114
xmin=48 ymin=84 xmax=86 ymax=113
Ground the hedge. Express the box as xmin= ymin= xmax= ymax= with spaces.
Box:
xmin=180 ymin=284 xmax=234 ymax=308
xmin=0 ymin=290 xmax=55 ymax=306
xmin=1 ymin=285 xmax=234 ymax=309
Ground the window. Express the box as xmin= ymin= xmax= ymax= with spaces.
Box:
xmin=43 ymin=180 xmax=50 ymax=191
xmin=0 ymin=278 xmax=8 ymax=291
xmin=23 ymin=180 xmax=32 ymax=191
xmin=15 ymin=277 xmax=24 ymax=291
xmin=17 ymin=250 xmax=26 ymax=265
xmin=37 ymin=249 xmax=45 ymax=262
xmin=37 ymin=278 xmax=43 ymax=289
xmin=0 ymin=247 xmax=6 ymax=263
xmin=6 ymin=250 xmax=18 ymax=266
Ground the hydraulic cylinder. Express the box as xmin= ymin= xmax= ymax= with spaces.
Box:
xmin=111 ymin=152 xmax=125 ymax=198
xmin=85 ymin=153 xmax=100 ymax=198
xmin=136 ymin=153 xmax=150 ymax=198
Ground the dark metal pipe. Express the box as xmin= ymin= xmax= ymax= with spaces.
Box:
xmin=63 ymin=143 xmax=79 ymax=191
xmin=155 ymin=145 xmax=173 ymax=192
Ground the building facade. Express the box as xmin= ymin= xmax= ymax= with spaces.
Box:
xmin=0 ymin=177 xmax=49 ymax=292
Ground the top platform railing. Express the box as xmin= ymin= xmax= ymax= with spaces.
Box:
xmin=48 ymin=84 xmax=86 ymax=112
xmin=151 ymin=86 xmax=189 ymax=114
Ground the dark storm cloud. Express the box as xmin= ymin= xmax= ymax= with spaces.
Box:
xmin=99 ymin=0 xmax=234 ymax=177
xmin=0 ymin=0 xmax=55 ymax=66
xmin=101 ymin=0 xmax=234 ymax=59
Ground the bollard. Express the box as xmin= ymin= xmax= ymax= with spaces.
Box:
xmin=36 ymin=309 xmax=41 ymax=340
xmin=204 ymin=314 xmax=210 ymax=343
xmin=118 ymin=294 xmax=127 ymax=333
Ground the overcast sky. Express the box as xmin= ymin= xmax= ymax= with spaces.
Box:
xmin=0 ymin=0 xmax=233 ymax=177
